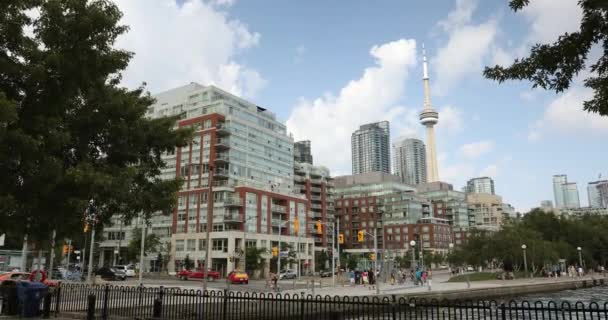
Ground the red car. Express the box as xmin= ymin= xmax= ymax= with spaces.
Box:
xmin=227 ymin=271 xmax=249 ymax=284
xmin=176 ymin=269 xmax=220 ymax=281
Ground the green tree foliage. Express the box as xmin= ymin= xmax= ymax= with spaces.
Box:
xmin=314 ymin=250 xmax=329 ymax=272
xmin=0 ymin=0 xmax=192 ymax=244
xmin=452 ymin=209 xmax=608 ymax=271
xmin=126 ymin=227 xmax=161 ymax=262
xmin=484 ymin=0 xmax=608 ymax=116
xmin=245 ymin=247 xmax=267 ymax=273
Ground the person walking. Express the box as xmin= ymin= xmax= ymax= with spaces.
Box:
xmin=426 ymin=268 xmax=433 ymax=291
xmin=390 ymin=272 xmax=395 ymax=285
xmin=368 ymin=268 xmax=375 ymax=286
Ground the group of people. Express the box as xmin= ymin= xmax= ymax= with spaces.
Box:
xmin=348 ymin=269 xmax=377 ymax=286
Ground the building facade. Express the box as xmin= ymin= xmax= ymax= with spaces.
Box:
xmin=466 ymin=193 xmax=504 ymax=231
xmin=587 ymin=180 xmax=607 ymax=208
xmin=466 ymin=177 xmax=495 ymax=195
xmin=393 ymin=138 xmax=427 ymax=185
xmin=294 ymin=162 xmax=334 ymax=250
xmin=562 ymin=182 xmax=580 ymax=209
xmin=351 ymin=121 xmax=391 ymax=175
xmin=598 ymin=181 xmax=608 ymax=209
xmin=146 ymin=84 xmax=313 ymax=275
xmin=294 ymin=140 xmax=313 ymax=164
xmin=553 ymin=175 xmax=568 ymax=209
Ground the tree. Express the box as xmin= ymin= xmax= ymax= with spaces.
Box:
xmin=314 ymin=250 xmax=329 ymax=272
xmin=245 ymin=247 xmax=266 ymax=274
xmin=484 ymin=0 xmax=608 ymax=116
xmin=183 ymin=254 xmax=193 ymax=271
xmin=126 ymin=227 xmax=161 ymax=262
xmin=0 ymin=0 xmax=192 ymax=250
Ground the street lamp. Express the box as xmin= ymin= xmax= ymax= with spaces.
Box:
xmin=448 ymin=243 xmax=454 ymax=272
xmin=203 ymin=164 xmax=215 ymax=292
xmin=521 ymin=244 xmax=528 ymax=278
xmin=577 ymin=247 xmax=583 ymax=268
xmin=410 ymin=240 xmax=416 ymax=269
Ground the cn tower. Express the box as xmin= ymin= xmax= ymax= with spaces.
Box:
xmin=419 ymin=44 xmax=440 ymax=182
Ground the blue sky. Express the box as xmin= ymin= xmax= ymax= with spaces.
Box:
xmin=115 ymin=0 xmax=607 ymax=212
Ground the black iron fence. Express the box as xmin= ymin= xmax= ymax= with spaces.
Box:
xmin=18 ymin=283 xmax=608 ymax=319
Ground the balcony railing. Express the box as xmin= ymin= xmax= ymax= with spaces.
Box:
xmin=215 ymin=152 xmax=230 ymax=162
xmin=271 ymin=204 xmax=287 ymax=213
xmin=216 ymin=196 xmax=242 ymax=206
xmin=310 ymin=187 xmax=322 ymax=193
xmin=215 ymin=124 xmax=231 ymax=135
xmin=215 ymin=138 xmax=231 ymax=149
xmin=310 ymin=203 xmax=322 ymax=210
xmin=271 ymin=219 xmax=287 ymax=227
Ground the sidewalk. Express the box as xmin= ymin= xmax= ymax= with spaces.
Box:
xmin=282 ymin=273 xmax=606 ymax=297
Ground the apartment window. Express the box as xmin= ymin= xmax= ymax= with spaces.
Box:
xmin=212 ymin=239 xmax=227 ymax=252
xmin=261 ymin=240 xmax=267 ymax=249
xmin=176 ymin=240 xmax=185 ymax=252
xmin=187 ymin=239 xmax=196 ymax=251
xmin=198 ymin=239 xmax=207 ymax=251
xmin=245 ymin=240 xmax=257 ymax=248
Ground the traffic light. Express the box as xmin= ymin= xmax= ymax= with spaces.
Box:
xmin=338 ymin=234 xmax=344 ymax=244
xmin=62 ymin=245 xmax=68 ymax=256
xmin=272 ymin=246 xmax=278 ymax=257
xmin=316 ymin=221 xmax=322 ymax=235
xmin=369 ymin=253 xmax=376 ymax=261
xmin=294 ymin=218 xmax=299 ymax=235
xmin=83 ymin=223 xmax=89 ymax=233
xmin=357 ymin=230 xmax=364 ymax=242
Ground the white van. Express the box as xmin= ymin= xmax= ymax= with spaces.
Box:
xmin=113 ymin=265 xmax=136 ymax=277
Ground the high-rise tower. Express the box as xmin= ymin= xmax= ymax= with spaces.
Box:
xmin=419 ymin=45 xmax=439 ymax=182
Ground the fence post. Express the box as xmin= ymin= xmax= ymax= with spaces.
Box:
xmin=102 ymin=285 xmax=109 ymax=320
xmin=54 ymin=286 xmax=61 ymax=316
xmin=300 ymin=292 xmax=305 ymax=320
xmin=86 ymin=294 xmax=96 ymax=320
xmin=222 ymin=289 xmax=229 ymax=320
xmin=391 ymin=295 xmax=397 ymax=320
xmin=500 ymin=303 xmax=506 ymax=320
xmin=42 ymin=291 xmax=51 ymax=318
xmin=155 ymin=285 xmax=164 ymax=319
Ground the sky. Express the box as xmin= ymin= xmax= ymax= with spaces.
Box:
xmin=113 ymin=0 xmax=607 ymax=213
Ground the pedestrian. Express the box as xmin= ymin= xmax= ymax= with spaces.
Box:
xmin=427 ymin=268 xmax=433 ymax=291
xmin=271 ymin=272 xmax=278 ymax=291
xmin=390 ymin=272 xmax=395 ymax=285
xmin=368 ymin=269 xmax=375 ymax=285
xmin=362 ymin=270 xmax=369 ymax=285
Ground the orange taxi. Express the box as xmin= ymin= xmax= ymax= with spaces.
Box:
xmin=227 ymin=271 xmax=249 ymax=284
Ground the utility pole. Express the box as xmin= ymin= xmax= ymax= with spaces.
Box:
xmin=139 ymin=215 xmax=146 ymax=284
xmin=66 ymin=239 xmax=72 ymax=270
xmin=85 ymin=199 xmax=98 ymax=283
xmin=48 ymin=229 xmax=56 ymax=279
xmin=331 ymin=222 xmax=335 ymax=287
xmin=374 ymin=228 xmax=379 ymax=295
xmin=203 ymin=164 xmax=214 ymax=292
xmin=21 ymin=233 xmax=28 ymax=271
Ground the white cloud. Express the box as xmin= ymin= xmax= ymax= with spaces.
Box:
xmin=490 ymin=46 xmax=513 ymax=66
xmin=521 ymin=0 xmax=582 ymax=45
xmin=479 ymin=164 xmax=498 ymax=178
xmin=460 ymin=140 xmax=494 ymax=159
xmin=114 ymin=0 xmax=265 ymax=98
xmin=529 ymin=87 xmax=608 ymax=140
xmin=211 ymin=0 xmax=236 ymax=7
xmin=437 ymin=105 xmax=464 ymax=133
xmin=286 ymin=39 xmax=418 ymax=175
xmin=432 ymin=0 xmax=498 ymax=94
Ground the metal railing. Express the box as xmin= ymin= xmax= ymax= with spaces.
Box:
xmin=36 ymin=284 xmax=608 ymax=320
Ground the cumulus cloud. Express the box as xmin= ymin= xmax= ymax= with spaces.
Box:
xmin=520 ymin=0 xmax=582 ymax=45
xmin=286 ymin=39 xmax=418 ymax=175
xmin=529 ymin=88 xmax=608 ymax=141
xmin=460 ymin=140 xmax=494 ymax=159
xmin=437 ymin=105 xmax=464 ymax=133
xmin=114 ymin=0 xmax=265 ymax=97
xmin=432 ymin=0 xmax=497 ymax=94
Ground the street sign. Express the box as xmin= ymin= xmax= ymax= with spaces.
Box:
xmin=279 ymin=251 xmax=289 ymax=258
xmin=74 ymin=250 xmax=81 ymax=254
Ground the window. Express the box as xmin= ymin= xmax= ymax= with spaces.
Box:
xmin=212 ymin=239 xmax=227 ymax=252
xmin=187 ymin=239 xmax=196 ymax=251
xmin=198 ymin=239 xmax=207 ymax=251
xmin=261 ymin=240 xmax=267 ymax=249
xmin=176 ymin=240 xmax=185 ymax=252
xmin=245 ymin=240 xmax=257 ymax=248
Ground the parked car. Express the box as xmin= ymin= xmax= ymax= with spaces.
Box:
xmin=0 ymin=271 xmax=61 ymax=287
xmin=466 ymin=266 xmax=475 ymax=272
xmin=279 ymin=269 xmax=297 ymax=280
xmin=96 ymin=267 xmax=126 ymax=281
xmin=227 ymin=271 xmax=249 ymax=284
xmin=176 ymin=269 xmax=221 ymax=281
xmin=113 ymin=265 xmax=136 ymax=277
xmin=319 ymin=270 xmax=336 ymax=278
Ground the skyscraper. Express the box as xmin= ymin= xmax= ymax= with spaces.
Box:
xmin=588 ymin=180 xmax=608 ymax=208
xmin=393 ymin=138 xmax=427 ymax=185
xmin=562 ymin=182 xmax=580 ymax=209
xmin=419 ymin=44 xmax=439 ymax=182
xmin=598 ymin=181 xmax=608 ymax=209
xmin=294 ymin=140 xmax=313 ymax=164
xmin=351 ymin=121 xmax=391 ymax=174
xmin=466 ymin=177 xmax=495 ymax=195
xmin=553 ymin=175 xmax=567 ymax=208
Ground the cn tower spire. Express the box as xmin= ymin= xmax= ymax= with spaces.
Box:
xmin=419 ymin=43 xmax=440 ymax=182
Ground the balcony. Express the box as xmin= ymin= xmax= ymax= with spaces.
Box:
xmin=294 ymin=175 xmax=306 ymax=182
xmin=310 ymin=187 xmax=322 ymax=193
xmin=311 ymin=211 xmax=323 ymax=219
xmin=217 ymin=196 xmax=242 ymax=206
xmin=215 ymin=124 xmax=231 ymax=136
xmin=311 ymin=195 xmax=322 ymax=201
xmin=213 ymin=168 xmax=230 ymax=179
xmin=271 ymin=204 xmax=287 ymax=213
xmin=215 ymin=152 xmax=230 ymax=163
xmin=223 ymin=214 xmax=242 ymax=223
xmin=271 ymin=219 xmax=287 ymax=227
xmin=310 ymin=203 xmax=322 ymax=210
xmin=215 ymin=138 xmax=231 ymax=150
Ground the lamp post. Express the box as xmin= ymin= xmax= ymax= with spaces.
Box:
xmin=410 ymin=240 xmax=416 ymax=269
xmin=448 ymin=243 xmax=454 ymax=273
xmin=203 ymin=164 xmax=214 ymax=292
xmin=522 ymin=244 xmax=528 ymax=278
xmin=577 ymin=247 xmax=583 ymax=268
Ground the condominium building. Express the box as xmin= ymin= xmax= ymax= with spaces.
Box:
xmin=466 ymin=193 xmax=504 ymax=231
xmin=598 ymin=181 xmax=608 ymax=209
xmin=466 ymin=177 xmax=495 ymax=195
xmin=393 ymin=138 xmax=427 ymax=185
xmin=294 ymin=140 xmax=313 ymax=165
xmin=587 ymin=180 xmax=608 ymax=208
xmin=351 ymin=121 xmax=391 ymax=175
xmin=562 ymin=182 xmax=580 ymax=209
xmin=143 ymin=83 xmax=313 ymax=275
xmin=293 ymin=162 xmax=335 ymax=250
xmin=553 ymin=175 xmax=568 ymax=208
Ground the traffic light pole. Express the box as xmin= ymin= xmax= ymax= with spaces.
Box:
xmin=66 ymin=239 xmax=72 ymax=270
xmin=374 ymin=228 xmax=379 ymax=295
xmin=331 ymin=222 xmax=335 ymax=288
xmin=48 ymin=229 xmax=56 ymax=280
